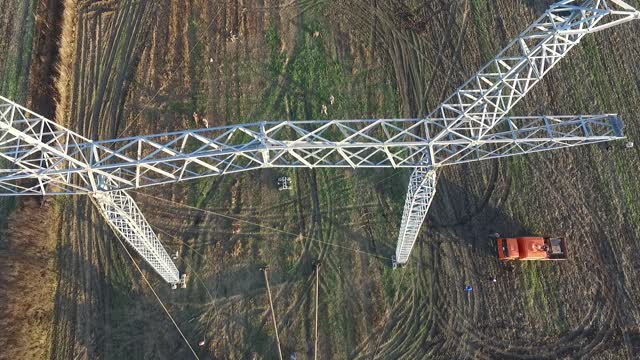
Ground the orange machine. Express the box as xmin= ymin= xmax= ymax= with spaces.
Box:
xmin=497 ymin=236 xmax=567 ymax=261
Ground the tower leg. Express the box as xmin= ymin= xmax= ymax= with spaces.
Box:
xmin=395 ymin=168 xmax=437 ymax=263
xmin=92 ymin=189 xmax=180 ymax=284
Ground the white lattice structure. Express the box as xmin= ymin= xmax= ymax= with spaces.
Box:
xmin=93 ymin=184 xmax=180 ymax=284
xmin=0 ymin=0 xmax=638 ymax=282
xmin=395 ymin=0 xmax=640 ymax=263
xmin=396 ymin=168 xmax=437 ymax=261
xmin=0 ymin=105 xmax=625 ymax=195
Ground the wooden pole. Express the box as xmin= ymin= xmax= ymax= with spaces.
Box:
xmin=262 ymin=267 xmax=283 ymax=360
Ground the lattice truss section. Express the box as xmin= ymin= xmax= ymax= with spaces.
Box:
xmin=0 ymin=98 xmax=101 ymax=195
xmin=436 ymin=115 xmax=623 ymax=165
xmin=92 ymin=187 xmax=180 ymax=284
xmin=0 ymin=99 xmax=625 ymax=196
xmin=395 ymin=0 xmax=639 ymax=263
xmin=396 ymin=168 xmax=437 ymax=261
xmin=0 ymin=0 xmax=637 ymax=282
xmin=426 ymin=0 xmax=639 ymax=153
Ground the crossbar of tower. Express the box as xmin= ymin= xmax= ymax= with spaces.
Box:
xmin=0 ymin=0 xmax=637 ymax=283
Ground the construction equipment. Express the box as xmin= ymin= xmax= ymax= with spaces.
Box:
xmin=497 ymin=236 xmax=568 ymax=261
xmin=0 ymin=0 xmax=638 ymax=284
xmin=394 ymin=0 xmax=640 ymax=264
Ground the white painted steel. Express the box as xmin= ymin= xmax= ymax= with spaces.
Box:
xmin=93 ymin=187 xmax=180 ymax=284
xmin=395 ymin=0 xmax=638 ymax=263
xmin=395 ymin=168 xmax=437 ymax=262
xmin=0 ymin=103 xmax=624 ymax=195
xmin=0 ymin=0 xmax=637 ymax=281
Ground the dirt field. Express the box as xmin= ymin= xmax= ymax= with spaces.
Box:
xmin=0 ymin=1 xmax=63 ymax=359
xmin=3 ymin=0 xmax=640 ymax=359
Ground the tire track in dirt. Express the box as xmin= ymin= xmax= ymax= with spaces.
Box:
xmin=233 ymin=169 xmax=325 ymax=356
xmin=49 ymin=0 xmax=640 ymax=357
xmin=266 ymin=167 xmax=385 ymax=356
xmin=339 ymin=1 xmax=472 ymax=358
xmin=265 ymin=169 xmax=341 ymax=354
xmin=338 ymin=0 xmax=639 ymax=358
xmin=423 ymin=153 xmax=633 ymax=359
xmin=511 ymin=153 xmax=640 ymax=358
xmin=348 ymin=1 xmax=478 ymax=357
xmin=422 ymin=170 xmax=612 ymax=358
xmin=52 ymin=1 xmax=160 ymax=358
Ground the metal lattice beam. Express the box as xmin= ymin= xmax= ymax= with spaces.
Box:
xmin=92 ymin=186 xmax=180 ymax=284
xmin=395 ymin=0 xmax=638 ymax=264
xmin=436 ymin=114 xmax=624 ymax=166
xmin=0 ymin=0 xmax=637 ymax=282
xmin=0 ymin=101 xmax=624 ymax=195
xmin=396 ymin=168 xmax=437 ymax=263
xmin=427 ymin=0 xmax=639 ymax=147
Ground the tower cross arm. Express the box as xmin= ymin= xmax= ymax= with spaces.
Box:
xmin=431 ymin=114 xmax=624 ymax=167
xmin=0 ymin=112 xmax=627 ymax=196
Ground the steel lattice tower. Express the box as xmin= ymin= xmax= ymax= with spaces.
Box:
xmin=0 ymin=0 xmax=638 ymax=284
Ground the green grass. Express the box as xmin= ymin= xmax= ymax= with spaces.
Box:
xmin=503 ymin=141 xmax=571 ymax=332
xmin=254 ymin=14 xmax=401 ymax=357
xmin=0 ymin=0 xmax=35 ymax=98
xmin=470 ymin=0 xmax=498 ymax=59
xmin=380 ymin=265 xmax=410 ymax=304
xmin=165 ymin=15 xmax=210 ymax=120
xmin=519 ymin=261 xmax=568 ymax=333
xmin=246 ymin=313 xmax=272 ymax=355
xmin=0 ymin=0 xmax=37 ymax=245
xmin=578 ymin=39 xmax=640 ymax=237
xmin=169 ymin=2 xmax=403 ymax=354
xmin=520 ymin=263 xmax=548 ymax=311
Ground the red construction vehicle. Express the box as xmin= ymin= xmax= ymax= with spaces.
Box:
xmin=496 ymin=236 xmax=567 ymax=261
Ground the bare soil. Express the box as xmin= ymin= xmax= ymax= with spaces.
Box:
xmin=0 ymin=0 xmax=63 ymax=359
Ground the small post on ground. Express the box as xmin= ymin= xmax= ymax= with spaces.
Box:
xmin=261 ymin=266 xmax=283 ymax=360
